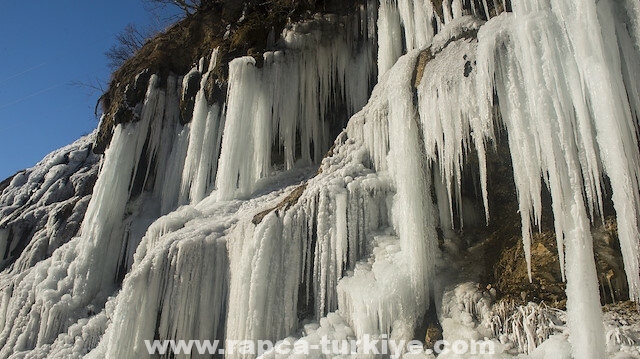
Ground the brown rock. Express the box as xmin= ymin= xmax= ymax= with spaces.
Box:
xmin=424 ymin=323 xmax=443 ymax=350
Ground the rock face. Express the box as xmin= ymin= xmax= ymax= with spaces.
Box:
xmin=490 ymin=219 xmax=628 ymax=308
xmin=496 ymin=232 xmax=567 ymax=305
xmin=593 ymin=219 xmax=630 ymax=304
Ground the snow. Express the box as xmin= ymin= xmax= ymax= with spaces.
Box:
xmin=0 ymin=135 xmax=98 ymax=272
xmin=528 ymin=335 xmax=572 ymax=359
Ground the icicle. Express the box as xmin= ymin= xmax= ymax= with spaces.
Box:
xmin=177 ymin=50 xmax=225 ymax=205
xmin=104 ymin=231 xmax=228 ymax=358
xmin=378 ymin=0 xmax=403 ymax=78
xmin=379 ymin=0 xmax=442 ymax=78
xmin=77 ymin=75 xmax=165 ymax=295
xmin=588 ymin=11 xmax=640 ymax=304
xmin=452 ymin=0 xmax=463 ymax=19
xmin=159 ymin=125 xmax=189 ymax=214
xmin=218 ymin=14 xmax=376 ymax=201
xmin=152 ymin=75 xmax=181 ymax=202
xmin=216 ymin=57 xmax=270 ymax=201
xmin=334 ymin=191 xmax=349 ymax=281
xmin=416 ymin=20 xmax=490 ymax=226
xmin=397 ymin=0 xmax=417 ymax=50
xmin=387 ymin=51 xmax=439 ymax=309
xmin=179 ymin=70 xmax=209 ymax=203
xmin=442 ymin=0 xmax=453 ymax=23
xmin=473 ymin=3 xmax=635 ymax=355
xmin=226 ymin=214 xmax=302 ymax=350
xmin=190 ymin=102 xmax=223 ymax=203
xmin=481 ymin=0 xmax=491 ymax=20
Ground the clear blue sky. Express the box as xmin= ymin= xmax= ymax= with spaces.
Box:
xmin=0 ymin=1 xmax=180 ymax=180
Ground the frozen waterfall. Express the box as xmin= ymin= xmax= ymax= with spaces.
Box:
xmin=0 ymin=0 xmax=639 ymax=358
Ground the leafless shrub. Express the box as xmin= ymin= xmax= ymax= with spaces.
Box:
xmin=105 ymin=24 xmax=155 ymax=71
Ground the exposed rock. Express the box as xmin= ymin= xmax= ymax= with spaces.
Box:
xmin=253 ymin=183 xmax=308 ymax=225
xmin=495 ymin=232 xmax=567 ymax=307
xmin=491 ymin=216 xmax=627 ymax=308
xmin=124 ymin=70 xmax=151 ymax=107
xmin=113 ymin=103 xmax=136 ymax=125
xmin=424 ymin=323 xmax=443 ymax=350
xmin=594 ymin=218 xmax=629 ymax=304
xmin=179 ymin=70 xmax=202 ymax=124
xmin=414 ymin=50 xmax=435 ymax=88
xmin=203 ymin=72 xmax=226 ymax=105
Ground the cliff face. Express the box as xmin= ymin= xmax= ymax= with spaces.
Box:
xmin=1 ymin=0 xmax=640 ymax=358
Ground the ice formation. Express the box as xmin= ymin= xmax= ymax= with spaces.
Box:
xmin=0 ymin=135 xmax=98 ymax=272
xmin=217 ymin=12 xmax=377 ymax=200
xmin=0 ymin=0 xmax=640 ymax=358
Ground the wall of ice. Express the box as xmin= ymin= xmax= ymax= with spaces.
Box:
xmin=0 ymin=0 xmax=639 ymax=358
xmin=0 ymin=3 xmax=380 ymax=358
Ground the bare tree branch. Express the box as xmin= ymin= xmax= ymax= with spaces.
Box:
xmin=69 ymin=77 xmax=108 ymax=118
xmin=105 ymin=24 xmax=155 ymax=71
xmin=143 ymin=0 xmax=205 ymax=15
